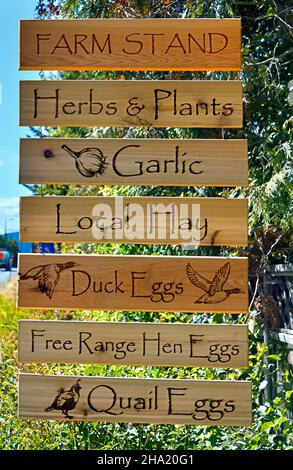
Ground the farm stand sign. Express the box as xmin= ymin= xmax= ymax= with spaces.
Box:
xmin=19 ymin=19 xmax=241 ymax=71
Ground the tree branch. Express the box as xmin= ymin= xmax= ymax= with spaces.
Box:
xmin=246 ymin=48 xmax=293 ymax=65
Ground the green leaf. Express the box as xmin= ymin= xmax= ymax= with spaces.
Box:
xmin=267 ymin=6 xmax=274 ymax=16
xmin=266 ymin=355 xmax=281 ymax=361
xmin=275 ymin=417 xmax=288 ymax=428
xmin=261 ymin=421 xmax=274 ymax=432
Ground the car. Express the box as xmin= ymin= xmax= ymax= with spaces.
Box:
xmin=0 ymin=250 xmax=11 ymax=271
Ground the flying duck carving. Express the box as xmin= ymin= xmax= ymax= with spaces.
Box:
xmin=186 ymin=262 xmax=241 ymax=304
xmin=19 ymin=261 xmax=78 ymax=299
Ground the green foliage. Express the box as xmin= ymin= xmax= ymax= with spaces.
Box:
xmin=0 ymin=235 xmax=18 ymax=256
xmin=0 ymin=295 xmax=292 ymax=450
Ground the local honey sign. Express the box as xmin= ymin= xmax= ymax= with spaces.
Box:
xmin=19 ymin=80 xmax=243 ymax=128
xmin=19 ymin=196 xmax=248 ymax=246
xmin=18 ymin=254 xmax=248 ymax=313
xmin=18 ymin=321 xmax=248 ymax=368
xmin=19 ymin=19 xmax=241 ymax=71
xmin=19 ymin=374 xmax=251 ymax=426
xmin=19 ymin=138 xmax=248 ymax=187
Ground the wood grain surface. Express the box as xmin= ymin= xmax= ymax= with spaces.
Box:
xmin=19 ymin=374 xmax=251 ymax=425
xmin=19 ymin=80 xmax=243 ymax=128
xmin=18 ymin=320 xmax=248 ymax=368
xmin=19 ymin=196 xmax=248 ymax=246
xmin=20 ymin=19 xmax=241 ymax=71
xmin=17 ymin=254 xmax=248 ymax=313
xmin=19 ymin=138 xmax=248 ymax=187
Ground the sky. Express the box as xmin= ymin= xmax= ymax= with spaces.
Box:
xmin=0 ymin=0 xmax=40 ymax=234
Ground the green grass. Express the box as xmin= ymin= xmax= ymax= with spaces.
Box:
xmin=0 ymin=292 xmax=292 ymax=450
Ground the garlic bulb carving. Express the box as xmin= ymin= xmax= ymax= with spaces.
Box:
xmin=61 ymin=144 xmax=108 ymax=178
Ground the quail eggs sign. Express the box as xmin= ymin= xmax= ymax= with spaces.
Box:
xmin=19 ymin=80 xmax=243 ymax=128
xmin=19 ymin=138 xmax=248 ymax=187
xmin=19 ymin=374 xmax=251 ymax=425
xmin=19 ymin=196 xmax=248 ymax=246
xmin=19 ymin=19 xmax=241 ymax=71
xmin=17 ymin=254 xmax=248 ymax=313
xmin=18 ymin=320 xmax=248 ymax=368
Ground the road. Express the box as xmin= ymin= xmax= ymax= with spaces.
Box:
xmin=0 ymin=268 xmax=17 ymax=285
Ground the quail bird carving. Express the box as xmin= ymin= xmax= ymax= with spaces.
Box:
xmin=44 ymin=379 xmax=82 ymax=419
xmin=19 ymin=261 xmax=78 ymax=299
xmin=186 ymin=262 xmax=241 ymax=304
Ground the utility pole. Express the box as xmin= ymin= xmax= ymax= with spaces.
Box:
xmin=4 ymin=218 xmax=14 ymax=239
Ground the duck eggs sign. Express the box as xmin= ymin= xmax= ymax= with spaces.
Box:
xmin=19 ymin=196 xmax=248 ymax=246
xmin=18 ymin=321 xmax=248 ymax=368
xmin=19 ymin=80 xmax=243 ymax=128
xmin=19 ymin=19 xmax=241 ymax=71
xmin=17 ymin=254 xmax=248 ymax=313
xmin=20 ymin=138 xmax=248 ymax=187
xmin=19 ymin=374 xmax=251 ymax=425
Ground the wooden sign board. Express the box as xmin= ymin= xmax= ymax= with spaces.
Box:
xmin=19 ymin=374 xmax=251 ymax=425
xmin=19 ymin=80 xmax=243 ymax=128
xmin=17 ymin=254 xmax=248 ymax=313
xmin=19 ymin=19 xmax=241 ymax=71
xmin=19 ymin=196 xmax=248 ymax=246
xmin=19 ymin=138 xmax=248 ymax=187
xmin=18 ymin=320 xmax=248 ymax=368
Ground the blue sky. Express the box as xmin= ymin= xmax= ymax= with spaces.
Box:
xmin=0 ymin=0 xmax=40 ymax=234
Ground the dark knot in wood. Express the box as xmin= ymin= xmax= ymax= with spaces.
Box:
xmin=44 ymin=149 xmax=55 ymax=158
